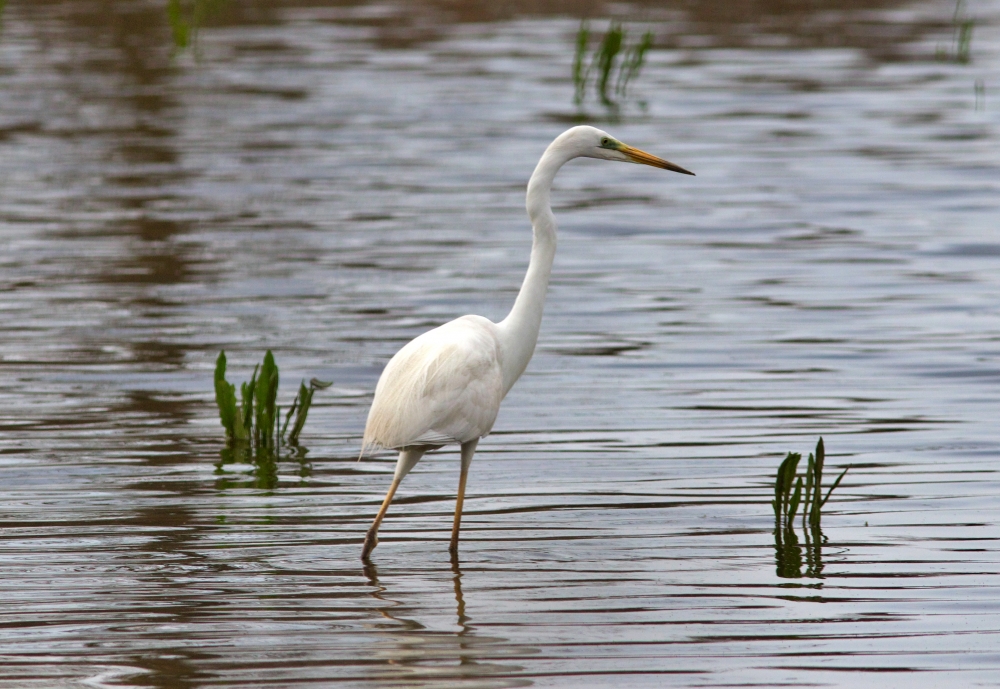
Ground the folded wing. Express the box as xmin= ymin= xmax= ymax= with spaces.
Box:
xmin=363 ymin=316 xmax=504 ymax=452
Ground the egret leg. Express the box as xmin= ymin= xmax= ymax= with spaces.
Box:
xmin=449 ymin=439 xmax=479 ymax=556
xmin=362 ymin=448 xmax=426 ymax=560
xmin=362 ymin=478 xmax=399 ymax=560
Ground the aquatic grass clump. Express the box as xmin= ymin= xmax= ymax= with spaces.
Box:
xmin=573 ymin=21 xmax=654 ymax=111
xmin=772 ymin=437 xmax=848 ymax=530
xmin=772 ymin=438 xmax=849 ymax=578
xmin=214 ymin=350 xmax=330 ymax=454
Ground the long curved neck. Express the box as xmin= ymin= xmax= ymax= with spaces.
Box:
xmin=496 ymin=143 xmax=572 ymax=395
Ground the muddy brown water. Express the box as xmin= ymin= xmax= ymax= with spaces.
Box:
xmin=1 ymin=1 xmax=999 ymax=686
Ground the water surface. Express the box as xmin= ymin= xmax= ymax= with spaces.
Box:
xmin=1 ymin=1 xmax=999 ymax=686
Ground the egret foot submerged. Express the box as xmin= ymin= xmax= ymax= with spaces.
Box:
xmin=361 ymin=475 xmax=401 ymax=561
xmin=361 ymin=528 xmax=378 ymax=560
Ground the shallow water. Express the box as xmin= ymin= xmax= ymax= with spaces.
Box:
xmin=1 ymin=0 xmax=999 ymax=686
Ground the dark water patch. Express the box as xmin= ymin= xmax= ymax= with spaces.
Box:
xmin=929 ymin=243 xmax=1000 ymax=257
xmin=223 ymin=84 xmax=310 ymax=100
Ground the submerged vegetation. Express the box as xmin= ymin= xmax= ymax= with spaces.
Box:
xmin=937 ymin=0 xmax=975 ymax=64
xmin=166 ymin=0 xmax=227 ymax=52
xmin=772 ymin=438 xmax=849 ymax=578
xmin=572 ymin=21 xmax=653 ymax=113
xmin=214 ymin=350 xmax=330 ymax=488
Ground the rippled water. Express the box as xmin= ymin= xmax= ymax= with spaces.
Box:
xmin=2 ymin=1 xmax=999 ymax=686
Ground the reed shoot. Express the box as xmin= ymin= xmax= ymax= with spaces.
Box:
xmin=936 ymin=0 xmax=975 ymax=64
xmin=772 ymin=451 xmax=803 ymax=527
xmin=214 ymin=350 xmax=329 ymax=455
xmin=772 ymin=437 xmax=848 ymax=532
xmin=167 ymin=0 xmax=227 ymax=52
xmin=772 ymin=437 xmax=847 ymax=531
xmin=955 ymin=0 xmax=975 ymax=64
xmin=572 ymin=21 xmax=654 ymax=110
xmin=772 ymin=438 xmax=849 ymax=578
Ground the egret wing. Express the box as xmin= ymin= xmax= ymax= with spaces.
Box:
xmin=363 ymin=316 xmax=503 ymax=451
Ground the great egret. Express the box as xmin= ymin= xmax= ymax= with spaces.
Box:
xmin=361 ymin=125 xmax=693 ymax=560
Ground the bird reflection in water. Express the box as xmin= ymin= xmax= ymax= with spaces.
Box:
xmin=452 ymin=558 xmax=470 ymax=636
xmin=363 ymin=560 xmax=427 ymax=634
xmin=362 ymin=558 xmax=470 ymax=635
xmin=362 ymin=560 xmax=531 ymax=686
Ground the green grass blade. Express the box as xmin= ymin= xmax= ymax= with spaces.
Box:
xmin=288 ymin=383 xmax=313 ymax=445
xmin=274 ymin=404 xmax=280 ymax=450
xmin=812 ymin=438 xmax=826 ymax=525
xmin=255 ymin=351 xmax=279 ymax=448
xmin=774 ymin=454 xmax=789 ymax=507
xmin=572 ymin=21 xmax=590 ymax=106
xmin=822 ymin=466 xmax=849 ymax=507
xmin=802 ymin=455 xmax=814 ymax=529
xmin=595 ymin=22 xmax=624 ymax=106
xmin=214 ymin=350 xmax=225 ymax=384
xmin=774 ymin=452 xmax=800 ymax=519
xmin=616 ymin=29 xmax=652 ymax=97
xmin=167 ymin=0 xmax=190 ymax=49
xmin=281 ymin=396 xmax=298 ymax=439
xmin=957 ymin=21 xmax=974 ymax=63
xmin=781 ymin=452 xmax=801 ymax=498
xmin=268 ymin=372 xmax=278 ymax=444
xmin=241 ymin=364 xmax=258 ymax=439
xmin=213 ymin=351 xmax=238 ymax=440
xmin=788 ymin=476 xmax=803 ymax=521
xmin=233 ymin=408 xmax=248 ymax=440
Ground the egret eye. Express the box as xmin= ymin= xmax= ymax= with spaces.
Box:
xmin=601 ymin=137 xmax=610 ymax=146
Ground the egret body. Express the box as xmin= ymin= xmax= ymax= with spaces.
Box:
xmin=361 ymin=126 xmax=693 ymax=559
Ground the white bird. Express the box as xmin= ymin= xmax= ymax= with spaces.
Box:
xmin=361 ymin=125 xmax=693 ymax=560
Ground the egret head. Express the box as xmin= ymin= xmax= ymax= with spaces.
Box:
xmin=559 ymin=125 xmax=694 ymax=176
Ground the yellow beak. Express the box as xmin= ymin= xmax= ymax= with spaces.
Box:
xmin=621 ymin=144 xmax=695 ymax=176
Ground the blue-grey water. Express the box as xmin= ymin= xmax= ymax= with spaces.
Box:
xmin=1 ymin=1 xmax=999 ymax=686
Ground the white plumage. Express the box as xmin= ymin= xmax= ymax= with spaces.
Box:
xmin=363 ymin=315 xmax=503 ymax=451
xmin=360 ymin=126 xmax=693 ymax=560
